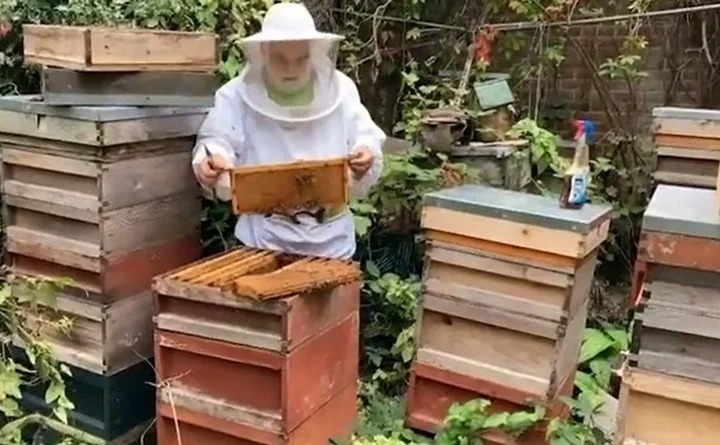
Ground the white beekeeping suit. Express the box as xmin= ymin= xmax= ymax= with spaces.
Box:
xmin=192 ymin=2 xmax=386 ymax=260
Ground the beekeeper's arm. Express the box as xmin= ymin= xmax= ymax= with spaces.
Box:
xmin=192 ymin=87 xmax=243 ymax=199
xmin=346 ymin=82 xmax=385 ymax=199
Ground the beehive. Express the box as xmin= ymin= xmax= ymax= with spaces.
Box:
xmin=652 ymin=107 xmax=720 ymax=188
xmin=23 ymin=24 xmax=218 ymax=72
xmin=407 ymin=185 xmax=612 ymax=440
xmin=0 ymin=94 xmax=208 ymax=443
xmin=231 ymin=158 xmax=349 ymax=215
xmin=616 ymin=366 xmax=720 ymax=445
xmin=152 ymin=247 xmax=361 ymax=444
xmin=0 ymin=95 xmax=206 ymax=303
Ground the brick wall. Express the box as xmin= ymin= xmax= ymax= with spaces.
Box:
xmin=551 ymin=13 xmax=705 ymax=135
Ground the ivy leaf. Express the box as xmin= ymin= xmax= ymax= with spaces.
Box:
xmin=0 ymin=285 xmax=10 ymax=306
xmin=45 ymin=379 xmax=64 ymax=404
xmin=578 ymin=328 xmax=615 ymax=364
xmin=0 ymin=398 xmax=22 ymax=418
xmin=365 ymin=260 xmax=381 ymax=278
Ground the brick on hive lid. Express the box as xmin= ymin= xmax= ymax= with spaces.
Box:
xmin=229 ymin=158 xmax=350 ymax=215
xmin=420 ymin=184 xmax=612 ymax=261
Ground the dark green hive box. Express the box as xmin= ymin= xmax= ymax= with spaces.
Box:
xmin=10 ymin=347 xmax=155 ymax=443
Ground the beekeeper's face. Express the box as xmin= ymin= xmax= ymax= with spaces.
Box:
xmin=263 ymin=40 xmax=312 ymax=93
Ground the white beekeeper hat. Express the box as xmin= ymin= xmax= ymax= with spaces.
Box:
xmin=237 ymin=2 xmax=345 ymax=123
xmin=242 ymin=3 xmax=343 ymax=43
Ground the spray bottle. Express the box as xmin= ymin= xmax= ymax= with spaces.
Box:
xmin=559 ymin=119 xmax=594 ymax=209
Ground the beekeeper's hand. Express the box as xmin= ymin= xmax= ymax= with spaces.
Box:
xmin=348 ymin=146 xmax=374 ymax=180
xmin=196 ymin=153 xmax=232 ymax=187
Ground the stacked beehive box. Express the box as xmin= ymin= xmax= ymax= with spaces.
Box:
xmin=406 ymin=185 xmax=612 ymax=444
xmin=152 ymin=249 xmax=362 ymax=445
xmin=151 ymin=158 xmax=361 ymax=444
xmin=618 ymin=184 xmax=720 ymax=445
xmin=0 ymin=24 xmax=216 ymax=444
xmin=630 ymin=107 xmax=720 ymax=306
xmin=652 ymin=107 xmax=720 ymax=189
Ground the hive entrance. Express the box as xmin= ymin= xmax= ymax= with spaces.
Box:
xmin=164 ymin=247 xmax=360 ymax=301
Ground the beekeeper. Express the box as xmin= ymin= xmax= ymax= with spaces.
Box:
xmin=192 ymin=2 xmax=385 ymax=260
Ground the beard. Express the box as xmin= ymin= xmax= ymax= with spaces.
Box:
xmin=265 ymin=69 xmax=313 ymax=94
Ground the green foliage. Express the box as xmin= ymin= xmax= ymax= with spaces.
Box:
xmin=359 ymin=263 xmax=420 ymax=395
xmin=507 ymin=118 xmax=565 ymax=177
xmin=0 ymin=274 xmax=83 ymax=444
xmin=435 ymin=399 xmax=544 ymax=445
xmin=575 ymin=323 xmax=628 ymax=395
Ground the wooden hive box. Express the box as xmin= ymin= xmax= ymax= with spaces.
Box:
xmin=152 ymin=247 xmax=361 ymax=444
xmin=13 ymin=292 xmax=154 ymax=375
xmin=629 ymin=279 xmax=720 ymax=385
xmin=652 ymin=107 xmax=720 ymax=188
xmin=40 ymin=67 xmax=218 ymax=107
xmin=231 ymin=158 xmax=349 ymax=215
xmin=638 ymin=185 xmax=720 ymax=276
xmin=616 ymin=366 xmax=720 ymax=445
xmin=9 ymin=346 xmax=155 ymax=443
xmin=23 ymin=24 xmax=218 ymax=72
xmin=411 ymin=186 xmax=611 ymax=412
xmin=0 ymin=95 xmax=207 ymax=303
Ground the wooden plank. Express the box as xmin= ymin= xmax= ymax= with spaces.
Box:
xmin=6 ymin=225 xmax=101 ymax=273
xmin=101 ymin=193 xmax=200 ymax=255
xmin=654 ymin=117 xmax=720 ymax=139
xmin=640 ymin=231 xmax=720 ymax=273
xmin=421 ymin=205 xmax=610 ymax=259
xmin=426 ymin=242 xmax=572 ymax=288
xmin=422 ymin=292 xmax=559 ymax=339
xmin=642 ymin=299 xmax=720 ymax=339
xmin=425 ymin=261 xmax=568 ymax=318
xmin=41 ymin=68 xmax=217 ymax=107
xmin=554 ymin=299 xmax=589 ymax=394
xmin=231 ymin=158 xmax=348 ymax=215
xmin=3 ymin=190 xmax=99 ymax=223
xmin=416 ymin=309 xmax=555 ymax=397
xmin=654 ymin=156 xmax=717 ymax=188
xmin=625 ymin=367 xmax=720 ymax=409
xmin=23 ymin=25 xmax=217 ymax=72
xmin=654 ymin=133 xmax=720 ymax=151
xmin=100 ymin=151 xmax=196 ymax=209
xmin=0 ymin=109 xmax=206 ymax=146
xmin=156 ymin=382 xmax=357 ymax=445
xmin=424 ymin=277 xmax=563 ymax=322
xmin=104 ymin=292 xmax=154 ymax=374
xmin=637 ymin=349 xmax=720 ymax=385
xmin=1 ymin=147 xmax=100 ymax=177
xmin=657 ymin=145 xmax=720 ymax=161
xmin=620 ymin=368 xmax=720 ymax=445
xmin=649 ymin=280 xmax=720 ymax=311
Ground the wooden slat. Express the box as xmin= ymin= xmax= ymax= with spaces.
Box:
xmin=23 ymin=25 xmax=217 ymax=72
xmin=654 ymin=117 xmax=720 ymax=139
xmin=101 ymin=193 xmax=200 ymax=256
xmin=424 ymin=278 xmax=563 ymax=322
xmin=642 ymin=299 xmax=720 ymax=340
xmin=41 ymin=68 xmax=217 ymax=107
xmin=422 ymin=292 xmax=559 ymax=339
xmin=6 ymin=226 xmax=101 ymax=272
xmin=625 ymin=367 xmax=720 ymax=410
xmin=421 ymin=206 xmax=610 ymax=259
xmin=654 ymin=133 xmax=720 ymax=151
xmin=636 ymin=349 xmax=720 ymax=386
xmin=657 ymin=145 xmax=720 ymax=161
xmin=3 ymin=180 xmax=99 ymax=213
xmin=415 ymin=347 xmax=550 ymax=398
xmin=1 ymin=147 xmax=100 ymax=177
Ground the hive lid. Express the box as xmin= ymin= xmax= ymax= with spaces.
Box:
xmin=643 ymin=184 xmax=720 ymax=239
xmin=652 ymin=107 xmax=720 ymax=121
xmin=422 ymin=185 xmax=612 ymax=233
xmin=0 ymin=94 xmax=209 ymax=122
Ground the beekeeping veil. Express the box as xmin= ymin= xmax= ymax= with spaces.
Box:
xmin=238 ymin=3 xmax=344 ymax=123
